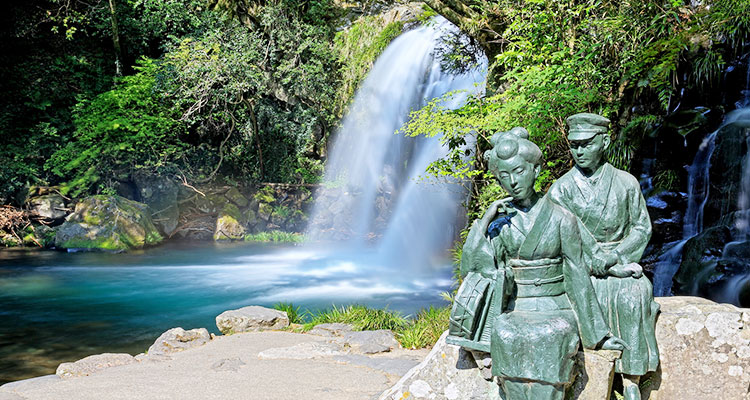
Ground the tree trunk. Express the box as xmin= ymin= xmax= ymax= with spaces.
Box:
xmin=108 ymin=0 xmax=122 ymax=77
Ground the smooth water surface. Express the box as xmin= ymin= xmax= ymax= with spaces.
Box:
xmin=0 ymin=242 xmax=453 ymax=384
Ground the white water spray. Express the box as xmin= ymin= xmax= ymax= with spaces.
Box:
xmin=307 ymin=17 xmax=486 ymax=268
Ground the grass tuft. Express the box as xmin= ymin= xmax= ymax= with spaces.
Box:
xmin=272 ymin=302 xmax=303 ymax=324
xmin=276 ymin=302 xmax=451 ymax=349
xmin=303 ymin=304 xmax=409 ymax=332
xmin=244 ymin=231 xmax=304 ymax=243
xmin=398 ymin=306 xmax=451 ymax=349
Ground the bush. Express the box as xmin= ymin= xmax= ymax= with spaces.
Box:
xmin=48 ymin=58 xmax=185 ymax=196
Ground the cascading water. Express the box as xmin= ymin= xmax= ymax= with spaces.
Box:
xmin=654 ymin=102 xmax=750 ymax=298
xmin=652 ymin=128 xmax=716 ymax=296
xmin=307 ymin=16 xmax=487 ymax=269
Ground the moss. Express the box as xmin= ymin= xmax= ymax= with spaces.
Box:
xmin=224 ymin=187 xmax=249 ymax=207
xmin=253 ymin=187 xmax=276 ymax=204
xmin=214 ymin=203 xmax=246 ymax=241
xmin=60 ymin=234 xmax=127 ymax=252
xmin=333 ymin=16 xmax=405 ymax=116
xmin=55 ymin=195 xmax=163 ymax=251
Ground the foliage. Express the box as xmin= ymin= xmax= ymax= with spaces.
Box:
xmin=0 ymin=0 xmax=209 ymax=202
xmin=162 ymin=6 xmax=338 ymax=184
xmin=243 ymin=230 xmax=304 ymax=243
xmin=272 ymin=302 xmax=302 ymax=324
xmin=403 ymin=0 xmax=750 ymax=218
xmin=303 ymin=304 xmax=409 ymax=332
xmin=48 ymin=58 xmax=185 ymax=196
xmin=397 ymin=306 xmax=451 ymax=349
xmin=333 ymin=15 xmax=405 ymax=116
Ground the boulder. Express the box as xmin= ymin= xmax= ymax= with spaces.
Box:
xmin=147 ymin=327 xmax=211 ymax=356
xmin=215 ymin=306 xmax=289 ymax=335
xmin=54 ymin=195 xmax=163 ymax=251
xmin=224 ymin=187 xmax=249 ymax=208
xmin=378 ymin=331 xmax=501 ymax=400
xmin=27 ymin=193 xmax=67 ymax=223
xmin=133 ymin=173 xmax=179 ymax=235
xmin=674 ymin=225 xmax=731 ymax=294
xmin=343 ymin=330 xmax=400 ymax=354
xmin=379 ymin=297 xmax=750 ymax=400
xmin=704 ymin=116 xmax=750 ymax=227
xmin=194 ymin=193 xmax=228 ymax=214
xmin=56 ymin=353 xmax=135 ymax=378
xmin=642 ymin=296 xmax=750 ymax=400
xmin=214 ymin=203 xmax=246 ymax=241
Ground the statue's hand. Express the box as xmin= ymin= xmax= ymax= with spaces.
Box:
xmin=479 ymin=197 xmax=513 ymax=232
xmin=600 ymin=335 xmax=629 ymax=351
xmin=607 ymin=263 xmax=643 ymax=278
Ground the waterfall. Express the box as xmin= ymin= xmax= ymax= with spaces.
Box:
xmin=653 ymin=108 xmax=750 ymax=296
xmin=306 ymin=16 xmax=487 ymax=269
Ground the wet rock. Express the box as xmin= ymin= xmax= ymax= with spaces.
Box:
xmin=133 ymin=173 xmax=179 ymax=235
xmin=147 ymin=327 xmax=211 ymax=356
xmin=215 ymin=306 xmax=289 ymax=334
xmin=705 ymin=118 xmax=750 ymax=227
xmin=674 ymin=225 xmax=731 ymax=293
xmin=56 ymin=353 xmax=135 ymax=378
xmin=54 ymin=195 xmax=163 ymax=251
xmin=308 ymin=323 xmax=355 ymax=337
xmin=642 ymin=296 xmax=750 ymax=400
xmin=214 ymin=203 xmax=246 ymax=241
xmin=343 ymin=330 xmax=399 ymax=354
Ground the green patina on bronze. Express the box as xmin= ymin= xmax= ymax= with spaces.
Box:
xmin=549 ymin=113 xmax=659 ymax=399
xmin=448 ymin=127 xmax=630 ymax=400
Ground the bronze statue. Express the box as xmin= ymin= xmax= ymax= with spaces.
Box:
xmin=548 ymin=113 xmax=659 ymax=400
xmin=448 ymin=127 xmax=625 ymax=400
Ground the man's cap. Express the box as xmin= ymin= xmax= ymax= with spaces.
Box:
xmin=566 ymin=113 xmax=610 ymax=140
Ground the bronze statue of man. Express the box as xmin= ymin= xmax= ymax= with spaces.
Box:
xmin=549 ymin=113 xmax=660 ymax=400
xmin=448 ymin=127 xmax=625 ymax=400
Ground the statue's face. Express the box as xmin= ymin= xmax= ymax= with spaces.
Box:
xmin=569 ymin=134 xmax=610 ymax=171
xmin=493 ymin=155 xmax=539 ymax=201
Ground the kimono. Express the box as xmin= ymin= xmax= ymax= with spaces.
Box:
xmin=549 ymin=162 xmax=660 ymax=376
xmin=448 ymin=196 xmax=610 ymax=399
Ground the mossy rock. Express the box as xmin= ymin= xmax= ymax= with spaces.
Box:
xmin=253 ymin=187 xmax=276 ymax=204
xmin=194 ymin=194 xmax=229 ymax=214
xmin=225 ymin=187 xmax=249 ymax=208
xmin=214 ymin=203 xmax=246 ymax=241
xmin=54 ymin=195 xmax=163 ymax=252
xmin=258 ymin=203 xmax=273 ymax=221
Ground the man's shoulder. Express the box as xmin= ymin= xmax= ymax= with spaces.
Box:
xmin=607 ymin=163 xmax=641 ymax=189
xmin=543 ymin=196 xmax=576 ymax=224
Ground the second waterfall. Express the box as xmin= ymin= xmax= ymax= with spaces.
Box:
xmin=307 ymin=16 xmax=487 ymax=268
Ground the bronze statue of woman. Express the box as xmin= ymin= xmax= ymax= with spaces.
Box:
xmin=448 ymin=127 xmax=625 ymax=400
